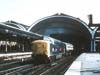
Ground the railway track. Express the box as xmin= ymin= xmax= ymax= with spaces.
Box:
xmin=0 ymin=58 xmax=33 ymax=72
xmin=0 ymin=55 xmax=77 ymax=75
xmin=0 ymin=61 xmax=22 ymax=71
xmin=39 ymin=55 xmax=77 ymax=75
xmin=0 ymin=64 xmax=49 ymax=75
xmin=0 ymin=64 xmax=33 ymax=75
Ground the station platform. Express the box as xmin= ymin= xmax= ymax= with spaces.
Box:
xmin=64 ymin=53 xmax=100 ymax=75
xmin=0 ymin=52 xmax=32 ymax=60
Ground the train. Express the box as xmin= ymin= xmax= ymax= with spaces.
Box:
xmin=31 ymin=36 xmax=74 ymax=64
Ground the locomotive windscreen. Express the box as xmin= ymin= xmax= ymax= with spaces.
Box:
xmin=32 ymin=40 xmax=48 ymax=55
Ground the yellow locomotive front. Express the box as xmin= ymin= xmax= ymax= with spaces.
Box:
xmin=32 ymin=40 xmax=50 ymax=64
xmin=32 ymin=40 xmax=48 ymax=55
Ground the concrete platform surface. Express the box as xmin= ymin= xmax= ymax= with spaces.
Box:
xmin=64 ymin=53 xmax=100 ymax=75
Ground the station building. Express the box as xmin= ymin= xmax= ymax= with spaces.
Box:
xmin=0 ymin=14 xmax=100 ymax=54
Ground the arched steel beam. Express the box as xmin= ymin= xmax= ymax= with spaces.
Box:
xmin=27 ymin=15 xmax=92 ymax=36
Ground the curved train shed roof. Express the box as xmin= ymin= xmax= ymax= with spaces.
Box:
xmin=28 ymin=13 xmax=92 ymax=40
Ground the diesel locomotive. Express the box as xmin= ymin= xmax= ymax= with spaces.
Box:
xmin=32 ymin=36 xmax=74 ymax=64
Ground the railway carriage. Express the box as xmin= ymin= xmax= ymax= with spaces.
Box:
xmin=65 ymin=43 xmax=74 ymax=55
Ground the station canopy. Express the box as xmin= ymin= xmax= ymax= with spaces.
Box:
xmin=3 ymin=20 xmax=29 ymax=30
xmin=0 ymin=21 xmax=42 ymax=40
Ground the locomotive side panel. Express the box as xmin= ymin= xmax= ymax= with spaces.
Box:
xmin=49 ymin=42 xmax=66 ymax=60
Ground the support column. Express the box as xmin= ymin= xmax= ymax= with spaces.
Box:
xmin=91 ymin=39 xmax=96 ymax=52
xmin=91 ymin=40 xmax=93 ymax=52
xmin=91 ymin=27 xmax=98 ymax=52
xmin=22 ymin=39 xmax=25 ymax=52
xmin=5 ymin=40 xmax=8 ymax=53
